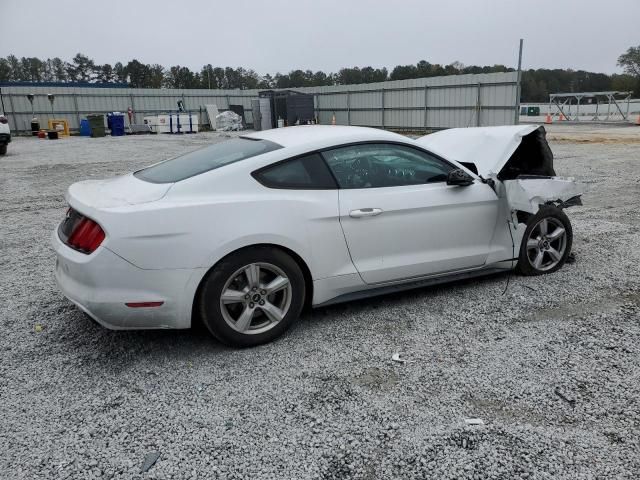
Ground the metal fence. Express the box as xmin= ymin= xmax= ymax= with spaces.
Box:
xmin=0 ymin=71 xmax=518 ymax=133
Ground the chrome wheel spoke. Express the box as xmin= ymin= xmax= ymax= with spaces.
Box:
xmin=259 ymin=301 xmax=285 ymax=323
xmin=547 ymin=227 xmax=565 ymax=241
xmin=264 ymin=275 xmax=289 ymax=294
xmin=533 ymin=250 xmax=544 ymax=269
xmin=221 ymin=288 xmax=246 ymax=304
xmin=527 ymin=238 xmax=539 ymax=250
xmin=548 ymin=247 xmax=562 ymax=262
xmin=235 ymin=306 xmax=255 ymax=332
xmin=538 ymin=218 xmax=549 ymax=236
xmin=244 ymin=264 xmax=260 ymax=288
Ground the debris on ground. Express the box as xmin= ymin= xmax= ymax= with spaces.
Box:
xmin=554 ymin=387 xmax=577 ymax=408
xmin=140 ymin=452 xmax=161 ymax=473
xmin=391 ymin=353 xmax=407 ymax=364
xmin=464 ymin=418 xmax=485 ymax=426
xmin=215 ymin=111 xmax=243 ymax=131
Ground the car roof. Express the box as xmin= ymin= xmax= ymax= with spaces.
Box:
xmin=243 ymin=125 xmax=410 ymax=149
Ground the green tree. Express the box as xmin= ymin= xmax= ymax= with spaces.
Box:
xmin=21 ymin=57 xmax=44 ymax=82
xmin=223 ymin=67 xmax=240 ymax=89
xmin=311 ymin=71 xmax=333 ymax=86
xmin=53 ymin=58 xmax=68 ymax=81
xmin=611 ymin=73 xmax=637 ymax=92
xmin=66 ymin=53 xmax=95 ymax=82
xmin=113 ymin=62 xmax=126 ymax=83
xmin=258 ymin=73 xmax=275 ymax=89
xmin=200 ymin=64 xmax=215 ymax=89
xmin=0 ymin=58 xmax=11 ymax=81
xmin=125 ymin=60 xmax=152 ymax=87
xmin=163 ymin=65 xmax=199 ymax=89
xmin=147 ymin=64 xmax=164 ymax=88
xmin=618 ymin=45 xmax=640 ymax=77
xmin=6 ymin=55 xmax=23 ymax=80
xmin=389 ymin=64 xmax=418 ymax=81
xmin=95 ymin=64 xmax=116 ymax=83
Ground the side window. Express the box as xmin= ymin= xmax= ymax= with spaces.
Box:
xmin=252 ymin=153 xmax=337 ymax=189
xmin=322 ymin=143 xmax=454 ymax=189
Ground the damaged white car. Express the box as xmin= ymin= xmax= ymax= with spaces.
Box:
xmin=53 ymin=125 xmax=581 ymax=347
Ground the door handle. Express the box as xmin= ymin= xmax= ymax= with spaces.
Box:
xmin=349 ymin=208 xmax=383 ymax=218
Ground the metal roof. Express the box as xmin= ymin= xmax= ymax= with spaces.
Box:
xmin=244 ymin=125 xmax=406 ymax=148
xmin=0 ymin=81 xmax=129 ymax=89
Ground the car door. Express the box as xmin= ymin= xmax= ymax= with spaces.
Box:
xmin=322 ymin=142 xmax=501 ymax=285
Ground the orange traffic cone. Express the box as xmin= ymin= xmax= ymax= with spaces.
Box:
xmin=545 ymin=113 xmax=553 ymax=124
xmin=559 ymin=113 xmax=566 ymax=121
xmin=331 ymin=114 xmax=336 ymax=125
xmin=635 ymin=114 xmax=640 ymax=126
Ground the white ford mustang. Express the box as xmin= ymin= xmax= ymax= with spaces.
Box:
xmin=53 ymin=125 xmax=582 ymax=347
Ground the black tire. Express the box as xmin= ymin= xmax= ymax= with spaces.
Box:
xmin=198 ymin=246 xmax=305 ymax=347
xmin=517 ymin=205 xmax=573 ymax=276
xmin=0 ymin=144 xmax=7 ymax=155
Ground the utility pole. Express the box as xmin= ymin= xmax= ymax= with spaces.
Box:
xmin=515 ymin=38 xmax=523 ymax=125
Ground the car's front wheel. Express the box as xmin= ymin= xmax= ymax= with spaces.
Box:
xmin=198 ymin=247 xmax=305 ymax=347
xmin=517 ymin=205 xmax=573 ymax=276
xmin=0 ymin=144 xmax=7 ymax=155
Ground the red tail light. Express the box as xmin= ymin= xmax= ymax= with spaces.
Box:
xmin=59 ymin=208 xmax=105 ymax=254
xmin=0 ymin=116 xmax=8 ymax=124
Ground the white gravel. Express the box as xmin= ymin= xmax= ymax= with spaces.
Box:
xmin=1 ymin=129 xmax=639 ymax=479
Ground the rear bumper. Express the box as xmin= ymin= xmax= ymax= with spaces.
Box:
xmin=52 ymin=229 xmax=203 ymax=329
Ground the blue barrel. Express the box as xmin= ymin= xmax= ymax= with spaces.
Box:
xmin=107 ymin=113 xmax=125 ymax=137
xmin=79 ymin=119 xmax=91 ymax=136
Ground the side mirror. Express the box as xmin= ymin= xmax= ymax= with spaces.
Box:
xmin=447 ymin=169 xmax=474 ymax=186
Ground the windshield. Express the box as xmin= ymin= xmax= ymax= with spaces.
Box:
xmin=134 ymin=137 xmax=282 ymax=183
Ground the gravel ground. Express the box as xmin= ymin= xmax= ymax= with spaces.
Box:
xmin=1 ymin=128 xmax=639 ymax=479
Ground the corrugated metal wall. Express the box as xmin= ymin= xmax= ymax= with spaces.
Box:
xmin=1 ymin=72 xmax=518 ymax=133
xmin=298 ymin=72 xmax=518 ymax=129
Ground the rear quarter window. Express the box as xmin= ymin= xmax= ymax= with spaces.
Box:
xmin=252 ymin=153 xmax=337 ymax=189
xmin=134 ymin=137 xmax=282 ymax=183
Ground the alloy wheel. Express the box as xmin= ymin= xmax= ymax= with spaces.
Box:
xmin=219 ymin=262 xmax=292 ymax=335
xmin=525 ymin=217 xmax=567 ymax=272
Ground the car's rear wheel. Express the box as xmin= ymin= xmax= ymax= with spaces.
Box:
xmin=0 ymin=145 xmax=7 ymax=155
xmin=517 ymin=206 xmax=573 ymax=276
xmin=198 ymin=247 xmax=305 ymax=347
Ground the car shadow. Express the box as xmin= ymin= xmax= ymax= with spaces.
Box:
xmin=308 ymin=270 xmax=511 ymax=321
xmin=48 ymin=270 xmax=512 ymax=369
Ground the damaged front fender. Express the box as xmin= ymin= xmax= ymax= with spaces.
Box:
xmin=414 ymin=124 xmax=583 ymax=219
xmin=503 ymin=176 xmax=583 ymax=215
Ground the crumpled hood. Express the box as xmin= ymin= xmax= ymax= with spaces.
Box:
xmin=67 ymin=173 xmax=173 ymax=210
xmin=416 ymin=125 xmax=540 ymax=177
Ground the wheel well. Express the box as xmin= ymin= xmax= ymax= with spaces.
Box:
xmin=191 ymin=244 xmax=314 ymax=327
xmin=515 ymin=210 xmax=533 ymax=225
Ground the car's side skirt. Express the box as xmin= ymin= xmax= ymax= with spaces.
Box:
xmin=313 ymin=263 xmax=513 ymax=308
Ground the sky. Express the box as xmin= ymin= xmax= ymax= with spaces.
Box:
xmin=1 ymin=0 xmax=639 ymax=75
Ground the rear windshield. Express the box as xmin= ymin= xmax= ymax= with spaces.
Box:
xmin=134 ymin=137 xmax=282 ymax=183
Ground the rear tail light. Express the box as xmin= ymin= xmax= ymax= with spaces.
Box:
xmin=59 ymin=208 xmax=105 ymax=254
xmin=0 ymin=116 xmax=7 ymax=124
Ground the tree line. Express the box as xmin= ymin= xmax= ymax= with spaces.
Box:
xmin=1 ymin=50 xmax=639 ymax=102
